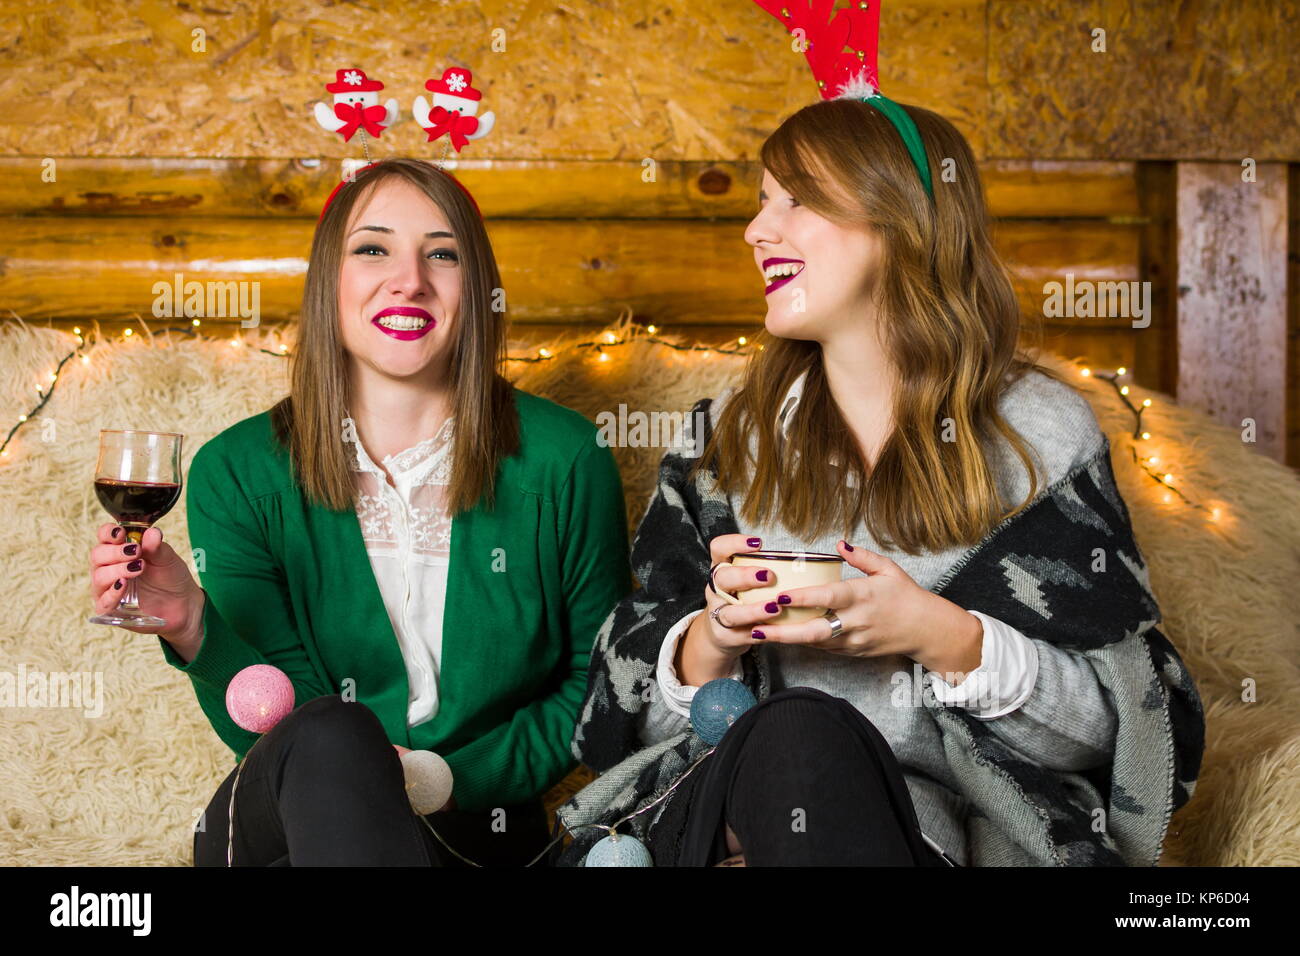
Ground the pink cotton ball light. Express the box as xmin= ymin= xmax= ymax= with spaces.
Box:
xmin=226 ymin=664 xmax=295 ymax=733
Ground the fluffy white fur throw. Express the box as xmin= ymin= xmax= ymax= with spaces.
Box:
xmin=1 ymin=319 xmax=1296 ymax=865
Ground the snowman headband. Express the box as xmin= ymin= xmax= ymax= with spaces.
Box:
xmin=751 ymin=0 xmax=934 ymax=201
xmin=313 ymin=66 xmax=495 ymax=223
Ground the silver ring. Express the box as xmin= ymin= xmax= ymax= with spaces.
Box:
xmin=822 ymin=610 xmax=843 ymax=639
xmin=707 ymin=562 xmax=725 ymax=596
xmin=709 ymin=603 xmax=731 ymax=629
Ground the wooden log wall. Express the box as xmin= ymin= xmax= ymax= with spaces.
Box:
xmin=0 ymin=0 xmax=1296 ymax=464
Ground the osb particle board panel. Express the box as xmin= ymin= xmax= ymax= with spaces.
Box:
xmin=987 ymin=0 xmax=1300 ymax=160
xmin=0 ymin=0 xmax=986 ymax=160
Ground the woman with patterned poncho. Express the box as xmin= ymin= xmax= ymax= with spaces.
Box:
xmin=553 ymin=97 xmax=1204 ymax=867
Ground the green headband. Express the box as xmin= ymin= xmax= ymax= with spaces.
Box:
xmin=861 ymin=93 xmax=934 ymax=201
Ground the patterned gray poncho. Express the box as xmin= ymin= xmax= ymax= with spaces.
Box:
xmin=558 ymin=397 xmax=1205 ymax=866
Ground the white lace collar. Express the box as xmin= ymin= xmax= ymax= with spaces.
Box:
xmin=347 ymin=414 xmax=454 ymax=482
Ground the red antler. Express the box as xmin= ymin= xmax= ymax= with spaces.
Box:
xmin=750 ymin=0 xmax=882 ymax=100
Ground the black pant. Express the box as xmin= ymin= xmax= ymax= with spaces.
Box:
xmin=193 ymin=694 xmax=552 ymax=866
xmin=656 ymin=687 xmax=954 ymax=866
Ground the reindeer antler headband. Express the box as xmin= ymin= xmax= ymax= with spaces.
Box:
xmin=751 ymin=1 xmax=934 ymax=201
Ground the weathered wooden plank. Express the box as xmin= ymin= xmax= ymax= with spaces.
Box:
xmin=0 ymin=217 xmax=1142 ymax=326
xmin=1288 ymin=163 xmax=1299 ymax=470
xmin=0 ymin=158 xmax=1141 ymax=220
xmin=1134 ymin=162 xmax=1178 ymax=397
xmin=1176 ymin=162 xmax=1289 ymax=462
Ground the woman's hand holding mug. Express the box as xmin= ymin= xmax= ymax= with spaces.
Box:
xmin=675 ymin=534 xmax=785 ymax=686
xmin=755 ymin=539 xmax=985 ymax=678
xmin=88 ymin=522 xmax=206 ymax=657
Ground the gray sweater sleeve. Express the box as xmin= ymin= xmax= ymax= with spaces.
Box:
xmin=637 ymin=692 xmax=692 ymax=746
xmin=980 ymin=639 xmax=1118 ymax=772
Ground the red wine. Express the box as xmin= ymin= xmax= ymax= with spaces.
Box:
xmin=94 ymin=478 xmax=181 ymax=526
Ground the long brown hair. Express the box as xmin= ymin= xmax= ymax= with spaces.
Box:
xmin=692 ymin=98 xmax=1071 ymax=555
xmin=271 ymin=157 xmax=518 ymax=514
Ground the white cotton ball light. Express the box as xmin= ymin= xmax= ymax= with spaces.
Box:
xmin=401 ymin=749 xmax=454 ymax=814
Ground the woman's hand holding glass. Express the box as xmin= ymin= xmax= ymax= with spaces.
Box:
xmin=88 ymin=522 xmax=206 ymax=656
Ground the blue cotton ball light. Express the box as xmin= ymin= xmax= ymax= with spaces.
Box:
xmin=690 ymin=678 xmax=757 ymax=745
xmin=585 ymin=832 xmax=653 ymax=867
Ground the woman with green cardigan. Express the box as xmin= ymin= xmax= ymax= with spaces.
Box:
xmin=85 ymin=158 xmax=632 ymax=866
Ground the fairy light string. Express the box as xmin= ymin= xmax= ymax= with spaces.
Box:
xmin=2 ymin=323 xmax=1220 ymax=525
xmin=1078 ymin=365 xmax=1221 ymax=522
xmin=413 ymin=741 xmax=719 ymax=867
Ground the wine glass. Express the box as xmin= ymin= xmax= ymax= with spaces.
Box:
xmin=88 ymin=429 xmax=184 ymax=628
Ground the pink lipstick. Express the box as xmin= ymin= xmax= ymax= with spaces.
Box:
xmin=762 ymin=257 xmax=805 ymax=296
xmin=371 ymin=306 xmax=436 ymax=341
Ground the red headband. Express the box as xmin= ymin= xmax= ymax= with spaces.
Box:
xmin=317 ymin=160 xmax=483 ymax=224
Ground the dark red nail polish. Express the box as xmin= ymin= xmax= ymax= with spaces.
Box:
xmin=842 ymin=540 xmax=854 ymax=551
xmin=123 ymin=543 xmax=138 ymax=556
xmin=113 ymin=579 xmax=123 ymax=590
xmin=126 ymin=559 xmax=142 ymax=572
xmin=756 ymin=569 xmax=770 ymax=582
xmin=765 ymin=602 xmax=778 ymax=613
xmin=747 ymin=537 xmax=761 ymax=548
xmin=111 ymin=527 xmax=122 ymax=538
xmin=751 ymin=629 xmax=766 ymax=640
xmin=777 ymin=594 xmax=792 ymax=605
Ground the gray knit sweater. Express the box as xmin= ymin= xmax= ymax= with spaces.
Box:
xmin=635 ymin=368 xmax=1119 ymax=865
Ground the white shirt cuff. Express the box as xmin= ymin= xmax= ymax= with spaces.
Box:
xmin=926 ymin=609 xmax=1039 ymax=719
xmin=655 ymin=608 xmax=745 ymax=719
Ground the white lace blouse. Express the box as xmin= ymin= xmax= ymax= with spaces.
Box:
xmin=346 ymin=414 xmax=455 ymax=728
